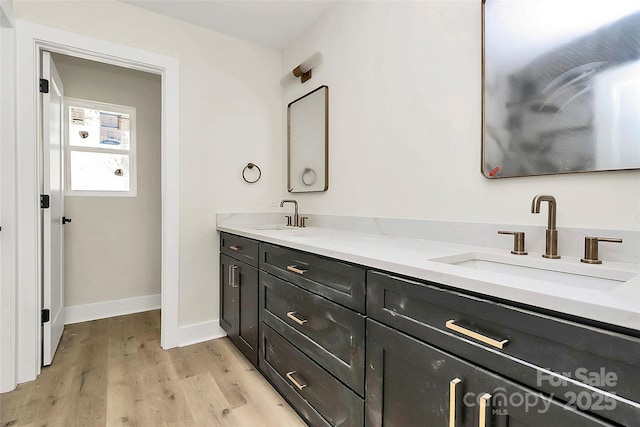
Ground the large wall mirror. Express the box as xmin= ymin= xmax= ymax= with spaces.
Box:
xmin=288 ymin=85 xmax=328 ymax=192
xmin=482 ymin=0 xmax=640 ymax=178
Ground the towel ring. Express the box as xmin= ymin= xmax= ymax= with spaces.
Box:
xmin=242 ymin=163 xmax=261 ymax=183
xmin=301 ymin=168 xmax=317 ymax=186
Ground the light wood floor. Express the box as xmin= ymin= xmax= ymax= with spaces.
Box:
xmin=0 ymin=310 xmax=305 ymax=427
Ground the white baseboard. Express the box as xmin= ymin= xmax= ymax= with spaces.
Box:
xmin=64 ymin=294 xmax=161 ymax=325
xmin=178 ymin=320 xmax=226 ymax=347
xmin=65 ymin=295 xmax=226 ymax=346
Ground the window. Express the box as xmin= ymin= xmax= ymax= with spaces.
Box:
xmin=65 ymin=98 xmax=136 ymax=196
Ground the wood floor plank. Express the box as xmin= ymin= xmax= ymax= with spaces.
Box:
xmin=206 ymin=339 xmax=306 ymax=427
xmin=107 ymin=314 xmax=142 ymax=359
xmin=0 ymin=384 xmax=30 ymax=425
xmin=105 ymin=348 xmax=146 ymax=426
xmin=201 ymin=340 xmax=257 ymax=410
xmin=141 ymin=361 xmax=195 ymax=426
xmin=180 ymin=373 xmax=234 ymax=426
xmin=1 ymin=310 xmax=304 ymax=426
xmin=64 ymin=341 xmax=109 ymax=426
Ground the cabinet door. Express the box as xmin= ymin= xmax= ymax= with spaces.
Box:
xmin=220 ymin=253 xmax=237 ymax=338
xmin=366 ymin=320 xmax=475 ymax=427
xmin=237 ymin=258 xmax=258 ymax=367
xmin=367 ymin=320 xmax=614 ymax=427
xmin=220 ymin=254 xmax=258 ymax=367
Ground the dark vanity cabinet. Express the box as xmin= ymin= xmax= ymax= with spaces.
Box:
xmin=367 ymin=320 xmax=613 ymax=427
xmin=367 ymin=271 xmax=639 ymax=427
xmin=218 ymin=233 xmax=639 ymax=426
xmin=258 ymin=243 xmax=367 ymax=427
xmin=219 ymin=233 xmax=259 ymax=367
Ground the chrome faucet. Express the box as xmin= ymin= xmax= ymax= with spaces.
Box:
xmin=280 ymin=199 xmax=299 ymax=227
xmin=531 ymin=195 xmax=560 ymax=259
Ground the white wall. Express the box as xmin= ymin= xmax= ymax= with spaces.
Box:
xmin=0 ymin=0 xmax=16 ymax=393
xmin=52 ymin=54 xmax=161 ymax=308
xmin=282 ymin=1 xmax=640 ymax=232
xmin=13 ymin=0 xmax=639 ymax=337
xmin=13 ymin=0 xmax=283 ymax=326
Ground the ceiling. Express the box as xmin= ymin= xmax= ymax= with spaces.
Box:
xmin=123 ymin=0 xmax=337 ymax=50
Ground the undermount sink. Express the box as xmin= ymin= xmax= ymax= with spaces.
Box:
xmin=431 ymin=252 xmax=637 ymax=291
xmin=251 ymin=225 xmax=291 ymax=231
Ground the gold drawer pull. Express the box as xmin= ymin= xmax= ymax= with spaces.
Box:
xmin=479 ymin=393 xmax=491 ymax=427
xmin=449 ymin=378 xmax=462 ymax=427
xmin=229 ymin=245 xmax=242 ymax=251
xmin=286 ymin=371 xmax=307 ymax=391
xmin=286 ymin=265 xmax=307 ymax=275
xmin=446 ymin=320 xmax=508 ymax=349
xmin=286 ymin=311 xmax=308 ymax=325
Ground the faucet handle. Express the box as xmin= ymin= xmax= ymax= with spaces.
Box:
xmin=299 ymin=217 xmax=309 ymax=228
xmin=498 ymin=231 xmax=528 ymax=255
xmin=285 ymin=215 xmax=293 ymax=227
xmin=581 ymin=236 xmax=622 ymax=264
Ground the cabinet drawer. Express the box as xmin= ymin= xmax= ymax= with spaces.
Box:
xmin=367 ymin=271 xmax=640 ymax=426
xmin=260 ymin=323 xmax=364 ymax=427
xmin=260 ymin=271 xmax=365 ymax=395
xmin=220 ymin=232 xmax=259 ymax=267
xmin=259 ymin=243 xmax=366 ymax=312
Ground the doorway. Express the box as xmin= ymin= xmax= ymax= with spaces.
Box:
xmin=42 ymin=52 xmax=162 ymax=365
xmin=12 ymin=21 xmax=180 ymax=387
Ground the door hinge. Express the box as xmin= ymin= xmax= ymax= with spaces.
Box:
xmin=39 ymin=78 xmax=49 ymax=93
xmin=40 ymin=194 xmax=50 ymax=209
xmin=41 ymin=309 xmax=50 ymax=324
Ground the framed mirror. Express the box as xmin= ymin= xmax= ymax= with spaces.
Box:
xmin=482 ymin=0 xmax=640 ymax=178
xmin=288 ymin=85 xmax=328 ymax=192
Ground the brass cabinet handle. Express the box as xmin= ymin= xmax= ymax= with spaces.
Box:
xmin=229 ymin=245 xmax=242 ymax=252
xmin=445 ymin=320 xmax=508 ymax=349
xmin=286 ymin=311 xmax=308 ymax=325
xmin=285 ymin=371 xmax=307 ymax=391
xmin=286 ymin=265 xmax=307 ymax=275
xmin=449 ymin=378 xmax=462 ymax=427
xmin=479 ymin=393 xmax=492 ymax=427
xmin=228 ymin=265 xmax=238 ymax=288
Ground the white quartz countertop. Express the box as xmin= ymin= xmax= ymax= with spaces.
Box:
xmin=217 ymin=222 xmax=640 ymax=332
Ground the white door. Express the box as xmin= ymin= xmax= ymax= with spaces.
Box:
xmin=42 ymin=51 xmax=65 ymax=366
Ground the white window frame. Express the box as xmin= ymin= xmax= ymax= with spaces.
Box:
xmin=64 ymin=97 xmax=137 ymax=197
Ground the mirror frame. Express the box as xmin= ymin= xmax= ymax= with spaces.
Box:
xmin=481 ymin=0 xmax=640 ymax=178
xmin=287 ymin=85 xmax=329 ymax=192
